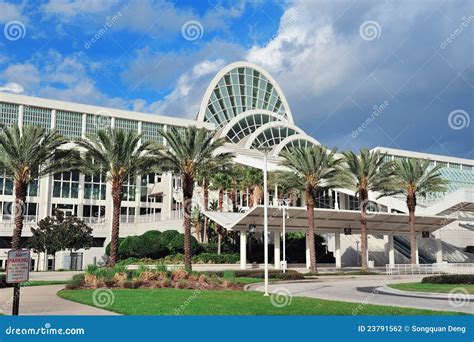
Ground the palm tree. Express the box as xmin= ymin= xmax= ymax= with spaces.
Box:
xmin=382 ymin=159 xmax=447 ymax=264
xmin=239 ymin=166 xmax=263 ymax=207
xmin=158 ymin=126 xmax=233 ymax=270
xmin=342 ymin=149 xmax=395 ymax=271
xmin=280 ymin=146 xmax=343 ymax=272
xmin=73 ymin=129 xmax=161 ymax=266
xmin=0 ymin=125 xmax=69 ymax=249
xmin=211 ymin=171 xmax=232 ymax=254
xmin=196 ymin=172 xmax=210 ymax=243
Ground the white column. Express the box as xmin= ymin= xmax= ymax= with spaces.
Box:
xmin=240 ymin=230 xmax=247 ymax=270
xmin=51 ymin=109 xmax=56 ymax=129
xmin=334 ymin=190 xmax=339 ymax=210
xmin=273 ymin=183 xmax=278 ymax=206
xmin=81 ymin=113 xmax=87 ymax=138
xmin=274 ymin=231 xmax=280 ymax=270
xmin=434 ymin=231 xmax=443 ymax=263
xmin=18 ymin=104 xmax=24 ymax=131
xmin=305 ymin=233 xmax=311 ymax=269
xmin=388 ymin=234 xmax=395 ymax=266
xmin=335 ymin=232 xmax=341 ymax=268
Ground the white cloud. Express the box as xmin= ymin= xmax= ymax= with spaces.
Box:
xmin=41 ymin=0 xmax=119 ymax=18
xmin=0 ymin=0 xmax=26 ymax=23
xmin=0 ymin=82 xmax=24 ymax=93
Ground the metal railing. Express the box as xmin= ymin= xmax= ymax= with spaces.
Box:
xmin=386 ymin=263 xmax=474 ymax=275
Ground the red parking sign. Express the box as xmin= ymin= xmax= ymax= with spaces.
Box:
xmin=6 ymin=249 xmax=31 ymax=283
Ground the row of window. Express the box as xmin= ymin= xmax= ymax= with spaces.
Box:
xmin=387 ymin=155 xmax=473 ymax=171
xmin=0 ymin=102 xmax=171 ymax=143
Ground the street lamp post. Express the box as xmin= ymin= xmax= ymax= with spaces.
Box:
xmin=279 ymin=199 xmax=289 ymax=273
xmin=259 ymin=145 xmax=272 ymax=296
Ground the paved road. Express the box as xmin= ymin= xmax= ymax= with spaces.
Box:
xmin=249 ymin=275 xmax=474 ymax=314
xmin=29 ymin=271 xmax=81 ymax=281
xmin=0 ymin=285 xmax=118 ymax=315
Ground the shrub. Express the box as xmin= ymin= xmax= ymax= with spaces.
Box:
xmin=163 ymin=231 xmax=201 ymax=254
xmin=175 ymin=279 xmax=188 ymax=289
xmin=422 ymin=274 xmax=474 ymax=284
xmin=172 ymin=268 xmax=189 ymax=280
xmin=193 ymin=253 xmax=239 ymax=264
xmin=123 ymin=281 xmax=133 ymax=289
xmin=162 ymin=278 xmax=171 ymax=287
xmin=66 ymin=274 xmax=85 ymax=290
xmin=119 ymin=236 xmax=143 ymax=259
xmin=105 ymin=237 xmax=125 ymax=256
xmin=85 ymin=264 xmax=99 ymax=275
xmin=104 ymin=279 xmax=116 ymax=287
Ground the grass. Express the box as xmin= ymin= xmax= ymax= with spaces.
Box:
xmin=58 ymin=288 xmax=462 ymax=316
xmin=22 ymin=280 xmax=68 ymax=287
xmin=389 ymin=282 xmax=474 ymax=294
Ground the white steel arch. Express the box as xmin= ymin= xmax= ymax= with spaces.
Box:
xmin=272 ymin=134 xmax=321 ymax=155
xmin=197 ymin=61 xmax=294 ymax=127
xmin=243 ymin=121 xmax=305 ymax=150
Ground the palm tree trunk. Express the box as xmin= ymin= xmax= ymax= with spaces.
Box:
xmin=359 ymin=192 xmax=369 ymax=272
xmin=306 ymin=192 xmax=317 ymax=272
xmin=407 ymin=195 xmax=417 ymax=264
xmin=11 ymin=181 xmax=26 ymax=250
xmin=109 ymin=179 xmax=122 ymax=266
xmin=217 ymin=189 xmax=223 ymax=255
xmin=203 ymin=178 xmax=209 ymax=243
xmin=182 ymin=175 xmax=194 ymax=271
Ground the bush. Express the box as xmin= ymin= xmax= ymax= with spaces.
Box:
xmin=193 ymin=253 xmax=239 ymax=264
xmin=105 ymin=238 xmax=125 ymax=256
xmin=66 ymin=274 xmax=85 ymax=290
xmin=422 ymin=274 xmax=474 ymax=284
xmin=162 ymin=231 xmax=201 ymax=254
xmin=141 ymin=230 xmax=168 ymax=259
xmin=118 ymin=236 xmax=143 ymax=259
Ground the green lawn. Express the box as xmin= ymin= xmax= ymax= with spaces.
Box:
xmin=22 ymin=280 xmax=68 ymax=287
xmin=58 ymin=288 xmax=462 ymax=315
xmin=389 ymin=282 xmax=474 ymax=294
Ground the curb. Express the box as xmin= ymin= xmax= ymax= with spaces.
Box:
xmin=244 ymin=279 xmax=321 ymax=291
xmin=377 ymin=286 xmax=474 ymax=301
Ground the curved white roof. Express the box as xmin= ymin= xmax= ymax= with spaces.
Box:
xmin=199 ymin=61 xmax=320 ymax=158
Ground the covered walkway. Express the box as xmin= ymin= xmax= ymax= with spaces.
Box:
xmin=203 ymin=206 xmax=454 ymax=270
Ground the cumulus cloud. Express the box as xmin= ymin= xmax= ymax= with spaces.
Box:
xmin=0 ymin=0 xmax=27 ymax=23
xmin=0 ymin=82 xmax=24 ymax=94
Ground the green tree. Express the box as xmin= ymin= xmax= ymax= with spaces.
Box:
xmin=73 ymin=129 xmax=162 ymax=266
xmin=0 ymin=125 xmax=69 ymax=249
xmin=342 ymin=149 xmax=395 ymax=271
xmin=280 ymin=146 xmax=343 ymax=272
xmin=239 ymin=166 xmax=263 ymax=207
xmin=382 ymin=159 xmax=447 ymax=264
xmin=158 ymin=126 xmax=233 ymax=270
xmin=29 ymin=209 xmax=93 ymax=269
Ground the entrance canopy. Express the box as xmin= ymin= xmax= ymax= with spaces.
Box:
xmin=203 ymin=206 xmax=454 ymax=236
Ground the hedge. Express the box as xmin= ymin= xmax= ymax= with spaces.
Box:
xmin=421 ymin=274 xmax=474 ymax=284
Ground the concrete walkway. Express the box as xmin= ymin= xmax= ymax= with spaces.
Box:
xmin=0 ymin=285 xmax=118 ymax=315
xmin=249 ymin=275 xmax=474 ymax=314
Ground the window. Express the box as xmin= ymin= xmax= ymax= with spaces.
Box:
xmin=23 ymin=106 xmax=51 ymax=131
xmin=122 ymin=175 xmax=136 ymax=201
xmin=140 ymin=174 xmax=162 ymax=202
xmin=115 ymin=118 xmax=138 ymax=132
xmin=121 ymin=207 xmax=135 ymax=223
xmin=83 ymin=205 xmax=105 ymax=223
xmin=172 ymin=177 xmax=182 ymax=190
xmin=27 ymin=180 xmax=39 ymax=197
xmin=56 ymin=110 xmax=83 ymax=138
xmin=0 ymin=102 xmax=19 ymax=126
xmin=0 ymin=172 xmax=13 ymax=195
xmin=449 ymin=163 xmax=460 ymax=169
xmin=463 ymin=165 xmax=473 ymax=171
xmin=53 ymin=172 xmax=79 ymax=198
xmin=0 ymin=202 xmax=12 ymax=221
xmin=141 ymin=122 xmax=164 ymax=145
xmin=52 ymin=203 xmax=78 ymax=216
xmin=86 ymin=114 xmax=111 ymax=135
xmin=84 ymin=174 xmax=106 ymax=200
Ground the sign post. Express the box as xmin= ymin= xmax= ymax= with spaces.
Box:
xmin=6 ymin=249 xmax=31 ymax=316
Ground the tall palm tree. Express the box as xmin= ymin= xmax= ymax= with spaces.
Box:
xmin=158 ymin=126 xmax=233 ymax=270
xmin=342 ymin=149 xmax=394 ymax=271
xmin=382 ymin=159 xmax=447 ymax=264
xmin=211 ymin=171 xmax=232 ymax=255
xmin=280 ymin=146 xmax=343 ymax=272
xmin=0 ymin=125 xmax=69 ymax=249
xmin=196 ymin=171 xmax=210 ymax=243
xmin=73 ymin=129 xmax=161 ymax=266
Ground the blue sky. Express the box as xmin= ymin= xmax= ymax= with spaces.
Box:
xmin=0 ymin=0 xmax=472 ymax=159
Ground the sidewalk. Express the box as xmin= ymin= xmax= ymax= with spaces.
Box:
xmin=0 ymin=285 xmax=118 ymax=316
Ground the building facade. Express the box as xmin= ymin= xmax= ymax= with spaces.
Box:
xmin=0 ymin=61 xmax=473 ymax=270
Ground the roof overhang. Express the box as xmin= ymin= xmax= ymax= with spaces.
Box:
xmin=202 ymin=206 xmax=454 ymax=235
